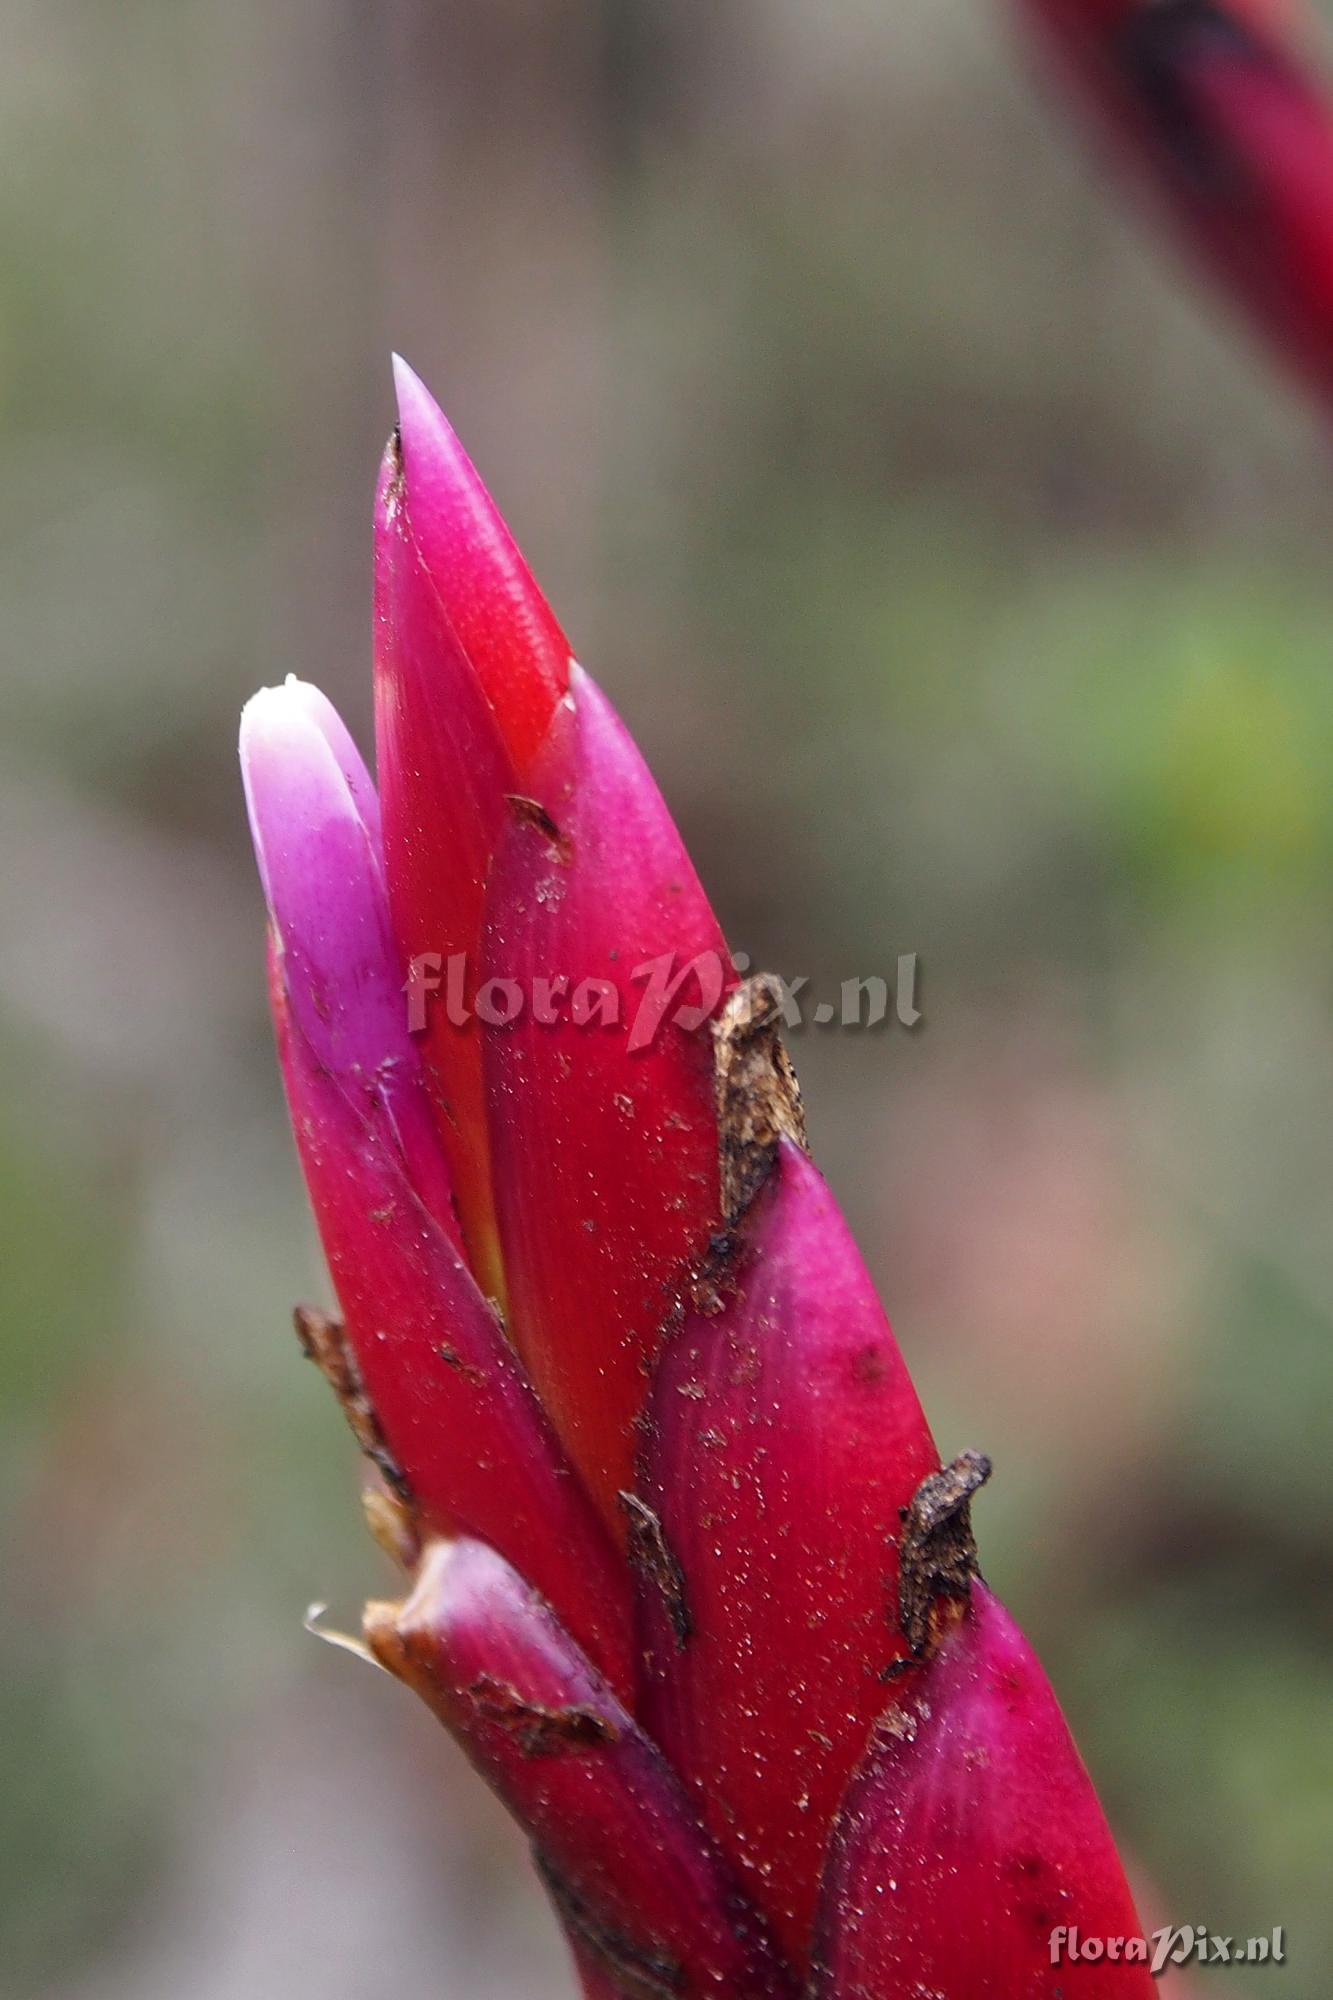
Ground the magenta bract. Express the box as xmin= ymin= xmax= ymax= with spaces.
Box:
xmin=635 ymin=1140 xmax=939 ymax=1971
xmin=813 ymin=1584 xmax=1156 ymax=1999
xmin=272 ymin=960 xmax=629 ymax=1694
xmin=367 ymin=1539 xmax=794 ymax=1999
xmin=483 ymin=665 xmax=736 ymax=1522
xmin=374 ymin=437 xmax=519 ymax=1296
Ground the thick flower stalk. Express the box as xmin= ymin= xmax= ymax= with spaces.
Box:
xmin=1012 ymin=0 xmax=1333 ymax=414
xmin=242 ymin=361 xmax=1155 ymax=1996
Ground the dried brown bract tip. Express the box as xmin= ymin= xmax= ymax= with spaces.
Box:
xmin=382 ymin=425 xmax=406 ymax=516
xmin=361 ymin=1479 xmax=420 ymax=1569
xmin=713 ymin=973 xmax=807 ymax=1223
xmin=896 ymin=1448 xmax=992 ymax=1660
xmin=467 ymin=1675 xmax=622 ymax=1758
xmin=504 ymin=790 xmax=572 ymax=859
xmin=293 ymin=1304 xmax=413 ymax=1509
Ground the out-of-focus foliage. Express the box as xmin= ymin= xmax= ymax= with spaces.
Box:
xmin=2 ymin=2 xmax=1331 ymax=1996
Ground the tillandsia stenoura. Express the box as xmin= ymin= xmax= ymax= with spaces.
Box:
xmin=240 ymin=359 xmax=1156 ymax=1997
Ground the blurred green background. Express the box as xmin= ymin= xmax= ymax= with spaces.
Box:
xmin=3 ymin=1 xmax=1332 ymax=1994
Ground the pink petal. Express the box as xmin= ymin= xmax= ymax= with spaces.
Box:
xmin=391 ymin=356 xmax=570 ymax=771
xmin=240 ymin=680 xmax=457 ymax=1241
xmin=374 ymin=439 xmax=518 ymax=1295
xmin=272 ymin=673 xmax=382 ymax=847
xmin=633 ymin=1140 xmax=939 ymax=1971
xmin=814 ymin=1583 xmax=1156 ymax=1999
xmin=365 ymin=1538 xmax=796 ymax=2000
xmin=481 ymin=665 xmax=737 ymax=1524
xmin=274 ymin=986 xmax=629 ymax=1693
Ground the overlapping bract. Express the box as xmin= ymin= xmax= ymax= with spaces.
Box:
xmin=814 ymin=1586 xmax=1156 ymax=2000
xmin=636 ymin=1141 xmax=939 ymax=1969
xmin=242 ymin=363 xmax=1152 ymax=1996
xmin=366 ymin=1539 xmax=794 ymax=2000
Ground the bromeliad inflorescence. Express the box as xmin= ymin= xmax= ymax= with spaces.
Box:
xmin=241 ymin=360 xmax=1155 ymax=1998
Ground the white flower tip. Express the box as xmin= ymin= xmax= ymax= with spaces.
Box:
xmin=239 ymin=674 xmax=327 ymax=757
xmin=239 ymin=678 xmax=381 ymax=931
xmin=241 ymin=678 xmax=378 ymax=845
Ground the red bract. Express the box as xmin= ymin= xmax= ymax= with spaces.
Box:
xmin=274 ymin=989 xmax=629 ymax=1692
xmin=389 ymin=356 xmax=570 ymax=769
xmin=483 ymin=664 xmax=736 ymax=1522
xmin=1014 ymin=0 xmax=1333 ymax=412
xmin=374 ymin=431 xmax=519 ymax=1298
xmin=636 ymin=1140 xmax=938 ymax=1972
xmin=813 ymin=1585 xmax=1155 ymax=2000
xmin=242 ymin=362 xmax=1157 ymax=1996
xmin=366 ymin=1539 xmax=794 ymax=1999
xmin=242 ymin=688 xmax=627 ymax=1687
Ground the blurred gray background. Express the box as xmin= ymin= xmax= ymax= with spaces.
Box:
xmin=3 ymin=1 xmax=1332 ymax=1995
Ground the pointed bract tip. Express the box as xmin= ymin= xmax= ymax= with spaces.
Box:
xmin=390 ymin=351 xmax=461 ymax=466
xmin=390 ymin=349 xmax=420 ymax=406
xmin=364 ymin=1534 xmax=626 ymax=1739
xmin=378 ymin=352 xmax=571 ymax=768
xmin=363 ymin=1536 xmax=460 ymax=1668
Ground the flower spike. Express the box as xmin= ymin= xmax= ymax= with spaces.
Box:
xmin=242 ymin=363 xmax=1164 ymax=1996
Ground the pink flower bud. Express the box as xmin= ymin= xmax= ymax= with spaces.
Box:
xmin=240 ymin=677 xmax=456 ymax=1240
